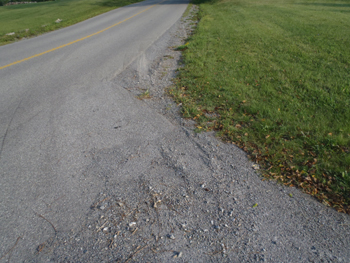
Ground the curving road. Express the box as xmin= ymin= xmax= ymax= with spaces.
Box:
xmin=1 ymin=0 xmax=350 ymax=262
xmin=0 ymin=0 xmax=188 ymax=260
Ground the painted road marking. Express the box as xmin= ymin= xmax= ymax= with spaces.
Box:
xmin=0 ymin=2 xmax=163 ymax=70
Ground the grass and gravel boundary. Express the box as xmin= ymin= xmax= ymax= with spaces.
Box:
xmin=171 ymin=0 xmax=350 ymax=213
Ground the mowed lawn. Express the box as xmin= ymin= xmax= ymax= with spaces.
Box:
xmin=173 ymin=0 xmax=350 ymax=213
xmin=0 ymin=0 xmax=142 ymax=45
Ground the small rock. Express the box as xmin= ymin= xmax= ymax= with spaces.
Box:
xmin=173 ymin=251 xmax=182 ymax=258
xmin=221 ymin=243 xmax=226 ymax=254
xmin=6 ymin=32 xmax=15 ymax=36
xmin=272 ymin=236 xmax=278 ymax=244
xmin=167 ymin=234 xmax=175 ymax=240
xmin=129 ymin=222 xmax=136 ymax=227
xmin=103 ymin=227 xmax=109 ymax=232
xmin=153 ymin=200 xmax=161 ymax=208
xmin=252 ymin=164 xmax=260 ymax=170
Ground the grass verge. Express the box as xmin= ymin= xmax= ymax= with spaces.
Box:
xmin=171 ymin=0 xmax=350 ymax=213
xmin=182 ymin=2 xmax=192 ymax=18
xmin=0 ymin=0 xmax=143 ymax=45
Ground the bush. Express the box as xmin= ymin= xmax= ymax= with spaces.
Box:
xmin=0 ymin=0 xmax=9 ymax=6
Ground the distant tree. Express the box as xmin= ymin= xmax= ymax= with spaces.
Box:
xmin=0 ymin=0 xmax=9 ymax=6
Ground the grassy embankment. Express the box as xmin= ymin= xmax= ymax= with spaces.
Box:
xmin=172 ymin=0 xmax=350 ymax=213
xmin=0 ymin=0 xmax=142 ymax=45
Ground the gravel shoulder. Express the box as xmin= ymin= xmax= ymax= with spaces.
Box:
xmin=27 ymin=5 xmax=350 ymax=263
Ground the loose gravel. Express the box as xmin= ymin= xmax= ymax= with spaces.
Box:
xmin=31 ymin=5 xmax=350 ymax=263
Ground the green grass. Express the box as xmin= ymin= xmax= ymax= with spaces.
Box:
xmin=0 ymin=0 xmax=142 ymax=45
xmin=172 ymin=0 xmax=350 ymax=213
xmin=182 ymin=2 xmax=193 ymax=18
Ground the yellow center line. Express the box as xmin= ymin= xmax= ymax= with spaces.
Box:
xmin=0 ymin=1 xmax=164 ymax=70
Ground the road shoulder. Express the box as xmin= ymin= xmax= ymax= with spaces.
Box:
xmin=34 ymin=5 xmax=350 ymax=262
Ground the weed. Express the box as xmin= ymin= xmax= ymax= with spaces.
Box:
xmin=164 ymin=55 xmax=174 ymax=60
xmin=137 ymin=90 xmax=151 ymax=100
xmin=176 ymin=43 xmax=189 ymax=51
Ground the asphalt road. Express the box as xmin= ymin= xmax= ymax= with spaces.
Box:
xmin=0 ymin=0 xmax=188 ymax=260
xmin=1 ymin=1 xmax=350 ymax=262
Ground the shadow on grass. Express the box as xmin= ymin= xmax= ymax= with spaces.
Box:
xmin=298 ymin=2 xmax=350 ymax=8
xmin=97 ymin=0 xmax=219 ymax=7
xmin=332 ymin=9 xmax=350 ymax=12
xmin=191 ymin=0 xmax=219 ymax=4
xmin=98 ymin=0 xmax=142 ymax=7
